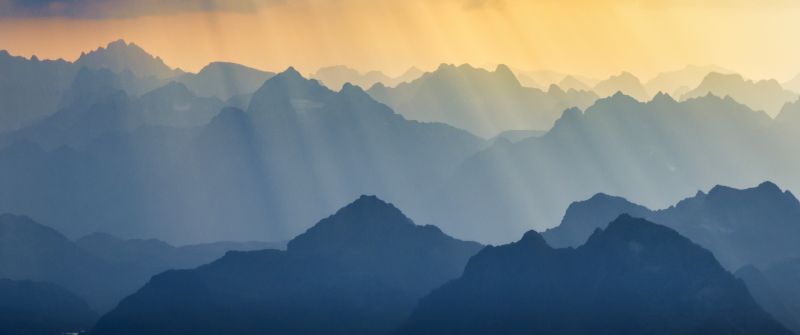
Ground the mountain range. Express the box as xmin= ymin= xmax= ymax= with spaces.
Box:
xmin=398 ymin=215 xmax=791 ymax=335
xmin=92 ymin=196 xmax=482 ymax=335
xmin=593 ymin=71 xmax=650 ymax=101
xmin=422 ymin=92 xmax=798 ymax=244
xmin=0 ymin=66 xmax=485 ymax=244
xmin=367 ymin=63 xmax=598 ymax=137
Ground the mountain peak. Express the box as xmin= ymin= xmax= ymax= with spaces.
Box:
xmin=76 ymin=39 xmax=178 ymax=79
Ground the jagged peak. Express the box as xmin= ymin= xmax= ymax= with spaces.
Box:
xmin=650 ymin=91 xmax=676 ymax=104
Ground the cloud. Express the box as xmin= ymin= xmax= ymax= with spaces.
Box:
xmin=0 ymin=0 xmax=285 ymax=19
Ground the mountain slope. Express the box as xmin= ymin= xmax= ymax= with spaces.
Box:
xmin=398 ymin=215 xmax=791 ymax=335
xmin=0 ymin=279 xmax=97 ymax=335
xmin=93 ymin=196 xmax=482 ymax=335
xmin=367 ymin=63 xmax=598 ymax=137
xmin=177 ymin=62 xmax=274 ymax=100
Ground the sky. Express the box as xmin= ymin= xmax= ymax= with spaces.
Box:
xmin=1 ymin=0 xmax=799 ymax=81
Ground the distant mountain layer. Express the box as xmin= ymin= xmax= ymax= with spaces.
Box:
xmin=0 ymin=213 xmax=281 ymax=313
xmin=423 ymin=92 xmax=800 ymax=244
xmin=312 ymin=65 xmax=423 ymax=91
xmin=368 ymin=63 xmax=598 ymax=137
xmin=645 ymin=65 xmax=731 ymax=97
xmin=593 ymin=71 xmax=649 ymax=101
xmin=75 ymin=39 xmax=182 ymax=79
xmin=93 ymin=195 xmax=482 ymax=335
xmin=398 ymin=215 xmax=790 ymax=335
xmin=0 ymin=279 xmax=97 ymax=335
xmin=682 ymin=72 xmax=798 ymax=117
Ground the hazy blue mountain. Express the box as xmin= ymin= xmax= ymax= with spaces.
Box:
xmin=76 ymin=232 xmax=284 ymax=277
xmin=513 ymin=69 xmax=598 ymax=89
xmin=0 ymin=68 xmax=224 ymax=149
xmin=776 ymin=99 xmax=800 ymax=129
xmin=0 ymin=50 xmax=79 ymax=132
xmin=367 ymin=63 xmax=598 ymax=137
xmin=176 ymin=62 xmax=274 ymax=100
xmin=593 ymin=71 xmax=649 ymax=100
xmin=398 ymin=215 xmax=791 ymax=335
xmin=645 ymin=65 xmax=731 ymax=97
xmin=738 ymin=262 xmax=800 ymax=334
xmin=0 ymin=67 xmax=485 ymax=244
xmin=682 ymin=72 xmax=798 ymax=117
xmin=93 ymin=195 xmax=482 ymax=335
xmin=0 ymin=213 xmax=283 ymax=313
xmin=426 ymin=93 xmax=784 ymax=244
xmin=139 ymin=81 xmax=224 ymax=127
xmin=0 ymin=279 xmax=97 ymax=335
xmin=75 ymin=39 xmax=182 ymax=79
xmin=543 ymin=182 xmax=800 ymax=270
xmin=312 ymin=65 xmax=423 ymax=91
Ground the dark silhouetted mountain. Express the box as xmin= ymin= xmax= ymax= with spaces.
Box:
xmin=367 ymin=63 xmax=598 ymax=137
xmin=0 ymin=213 xmax=283 ymax=313
xmin=0 ymin=279 xmax=97 ymax=335
xmin=682 ymin=72 xmax=798 ymax=117
xmin=427 ymin=93 xmax=786 ymax=244
xmin=75 ymin=39 xmax=182 ymax=79
xmin=593 ymin=71 xmax=650 ymax=100
xmin=544 ymin=182 xmax=800 ymax=270
xmin=398 ymin=215 xmax=791 ymax=335
xmin=0 ymin=67 xmax=485 ymax=244
xmin=176 ymin=62 xmax=274 ymax=100
xmin=312 ymin=65 xmax=423 ymax=91
xmin=0 ymin=50 xmax=79 ymax=131
xmin=93 ymin=195 xmax=482 ymax=335
xmin=737 ymin=263 xmax=800 ymax=334
xmin=645 ymin=65 xmax=731 ymax=97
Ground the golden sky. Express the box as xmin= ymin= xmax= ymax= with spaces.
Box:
xmin=1 ymin=0 xmax=799 ymax=80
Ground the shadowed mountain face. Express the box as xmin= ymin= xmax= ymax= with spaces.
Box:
xmin=0 ymin=213 xmax=282 ymax=313
xmin=427 ymin=92 xmax=793 ymax=244
xmin=367 ymin=63 xmax=598 ymax=137
xmin=682 ymin=72 xmax=798 ymax=117
xmin=92 ymin=196 xmax=483 ymax=335
xmin=0 ymin=279 xmax=97 ymax=335
xmin=398 ymin=215 xmax=791 ymax=335
xmin=176 ymin=62 xmax=274 ymax=100
xmin=543 ymin=182 xmax=800 ymax=270
xmin=0 ymin=67 xmax=485 ymax=244
xmin=593 ymin=71 xmax=649 ymax=101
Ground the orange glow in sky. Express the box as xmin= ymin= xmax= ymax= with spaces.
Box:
xmin=1 ymin=0 xmax=799 ymax=80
